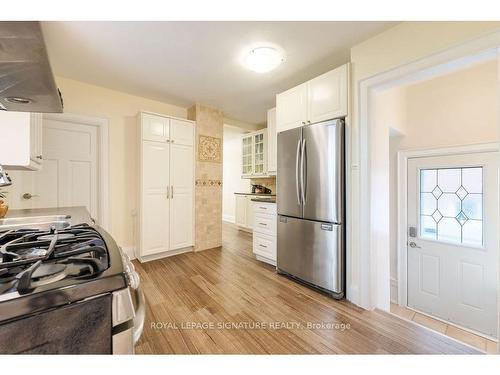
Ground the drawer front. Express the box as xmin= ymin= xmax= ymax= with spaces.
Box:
xmin=253 ymin=201 xmax=277 ymax=215
xmin=253 ymin=212 xmax=277 ymax=236
xmin=253 ymin=232 xmax=277 ymax=261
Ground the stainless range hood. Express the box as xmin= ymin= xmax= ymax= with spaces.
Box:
xmin=0 ymin=21 xmax=63 ymax=113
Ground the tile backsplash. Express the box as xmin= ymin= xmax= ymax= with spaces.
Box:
xmin=250 ymin=177 xmax=276 ymax=194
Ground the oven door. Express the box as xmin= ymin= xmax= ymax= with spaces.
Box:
xmin=0 ymin=294 xmax=112 ymax=354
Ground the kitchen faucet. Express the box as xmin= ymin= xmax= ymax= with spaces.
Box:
xmin=0 ymin=165 xmax=12 ymax=187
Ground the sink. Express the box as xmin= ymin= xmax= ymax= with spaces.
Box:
xmin=0 ymin=215 xmax=71 ymax=232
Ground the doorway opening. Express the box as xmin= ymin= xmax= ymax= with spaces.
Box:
xmin=369 ymin=53 xmax=499 ymax=353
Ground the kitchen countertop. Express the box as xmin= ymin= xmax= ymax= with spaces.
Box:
xmin=234 ymin=192 xmax=276 ymax=196
xmin=3 ymin=206 xmax=93 ymax=225
xmin=251 ymin=197 xmax=276 ymax=203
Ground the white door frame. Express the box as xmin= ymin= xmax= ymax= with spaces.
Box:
xmin=356 ymin=29 xmax=500 ymax=310
xmin=396 ymin=143 xmax=499 ymax=307
xmin=42 ymin=113 xmax=110 ymax=231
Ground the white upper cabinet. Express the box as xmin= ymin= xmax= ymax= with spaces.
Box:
xmin=276 ymin=63 xmax=349 ymax=132
xmin=241 ymin=129 xmax=267 ymax=178
xmin=266 ymin=107 xmax=277 ymax=175
xmin=276 ymin=83 xmax=308 ymax=132
xmin=142 ymin=112 xmax=170 ymax=142
xmin=241 ymin=134 xmax=253 ymax=177
xmin=0 ymin=111 xmax=43 ymax=170
xmin=253 ymin=131 xmax=266 ymax=176
xmin=170 ymin=118 xmax=194 ymax=146
xmin=308 ymin=64 xmax=348 ymax=124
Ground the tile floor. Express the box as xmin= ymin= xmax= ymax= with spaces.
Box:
xmin=390 ymin=303 xmax=498 ymax=354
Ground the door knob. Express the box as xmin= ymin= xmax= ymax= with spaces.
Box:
xmin=22 ymin=193 xmax=39 ymax=200
xmin=408 ymin=241 xmax=421 ymax=249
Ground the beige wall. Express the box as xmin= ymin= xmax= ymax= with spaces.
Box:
xmin=55 ymin=76 xmax=187 ymax=248
xmin=349 ymin=21 xmax=500 ymax=307
xmin=400 ymin=60 xmax=498 ymax=149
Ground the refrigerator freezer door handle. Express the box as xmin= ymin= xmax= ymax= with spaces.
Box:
xmin=295 ymin=139 xmax=301 ymax=206
xmin=300 ymin=139 xmax=307 ymax=205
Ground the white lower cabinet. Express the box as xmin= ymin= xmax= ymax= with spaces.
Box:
xmin=235 ymin=194 xmax=274 ymax=231
xmin=138 ymin=112 xmax=195 ymax=261
xmin=252 ymin=202 xmax=277 ymax=266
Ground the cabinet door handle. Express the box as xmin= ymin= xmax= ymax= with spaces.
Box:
xmin=36 ymin=155 xmax=43 ymax=160
xmin=259 ymin=206 xmax=267 ymax=210
xmin=259 ymin=222 xmax=267 ymax=226
xmin=259 ymin=244 xmax=267 ymax=248
xmin=166 ymin=186 xmax=170 ymax=199
xmin=171 ymin=186 xmax=173 ymax=198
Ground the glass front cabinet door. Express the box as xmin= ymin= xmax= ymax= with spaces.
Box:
xmin=241 ymin=130 xmax=267 ymax=178
xmin=241 ymin=134 xmax=253 ymax=177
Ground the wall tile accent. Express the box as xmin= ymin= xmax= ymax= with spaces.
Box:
xmin=198 ymin=135 xmax=221 ymax=162
xmin=195 ymin=179 xmax=222 ymax=187
xmin=188 ymin=104 xmax=224 ymax=252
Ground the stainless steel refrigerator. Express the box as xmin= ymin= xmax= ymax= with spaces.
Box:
xmin=277 ymin=118 xmax=345 ymax=298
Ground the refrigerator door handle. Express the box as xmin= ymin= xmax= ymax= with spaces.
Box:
xmin=295 ymin=139 xmax=302 ymax=206
xmin=300 ymin=139 xmax=307 ymax=205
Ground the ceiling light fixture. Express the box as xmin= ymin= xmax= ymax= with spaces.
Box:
xmin=243 ymin=46 xmax=285 ymax=73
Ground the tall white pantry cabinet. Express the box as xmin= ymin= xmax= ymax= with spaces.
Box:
xmin=137 ymin=111 xmax=195 ymax=261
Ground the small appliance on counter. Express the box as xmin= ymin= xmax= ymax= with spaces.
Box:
xmin=0 ymin=223 xmax=145 ymax=354
xmin=251 ymin=184 xmax=272 ymax=194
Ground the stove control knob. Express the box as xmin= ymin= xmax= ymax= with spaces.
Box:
xmin=127 ymin=269 xmax=140 ymax=290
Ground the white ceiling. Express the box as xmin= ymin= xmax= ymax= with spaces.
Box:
xmin=41 ymin=21 xmax=396 ymax=124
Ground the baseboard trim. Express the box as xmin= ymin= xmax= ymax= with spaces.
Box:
xmin=137 ymin=247 xmax=193 ymax=263
xmin=222 ymin=214 xmax=235 ymax=223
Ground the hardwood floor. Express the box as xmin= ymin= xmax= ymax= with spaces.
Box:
xmin=133 ymin=223 xmax=480 ymax=354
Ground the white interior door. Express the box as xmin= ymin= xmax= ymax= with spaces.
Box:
xmin=407 ymin=152 xmax=499 ymax=338
xmin=7 ymin=117 xmax=98 ymax=219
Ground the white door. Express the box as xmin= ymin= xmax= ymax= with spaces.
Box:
xmin=307 ymin=64 xmax=348 ymax=123
xmin=241 ymin=135 xmax=253 ymax=177
xmin=276 ymin=83 xmax=308 ymax=132
xmin=235 ymin=195 xmax=247 ymax=227
xmin=7 ymin=118 xmax=98 ymax=219
xmin=245 ymin=195 xmax=254 ymax=230
xmin=407 ymin=152 xmax=499 ymax=338
xmin=141 ymin=141 xmax=170 ymax=256
xmin=169 ymin=142 xmax=194 ymax=250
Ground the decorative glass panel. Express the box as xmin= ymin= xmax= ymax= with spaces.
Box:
xmin=420 ymin=167 xmax=483 ymax=246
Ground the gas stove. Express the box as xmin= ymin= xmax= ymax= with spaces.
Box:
xmin=0 ymin=222 xmax=144 ymax=354
xmin=0 ymin=224 xmax=110 ymax=296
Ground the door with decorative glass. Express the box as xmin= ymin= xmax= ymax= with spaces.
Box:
xmin=407 ymin=152 xmax=498 ymax=338
xmin=241 ymin=134 xmax=253 ymax=177
xmin=253 ymin=130 xmax=267 ymax=176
